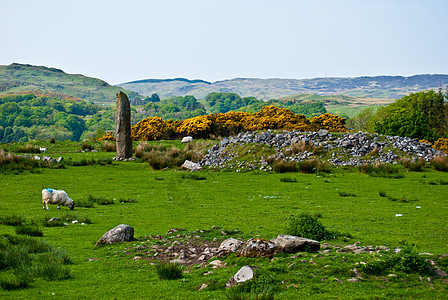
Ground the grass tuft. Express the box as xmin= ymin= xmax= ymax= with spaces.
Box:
xmin=280 ymin=177 xmax=297 ymax=183
xmin=155 ymin=261 xmax=183 ymax=280
xmin=181 ymin=173 xmax=206 ymax=180
xmin=338 ymin=191 xmax=357 ymax=197
xmin=14 ymin=225 xmax=43 ymax=237
xmin=430 ymin=154 xmax=448 ymax=172
xmin=0 ymin=214 xmax=26 ymax=226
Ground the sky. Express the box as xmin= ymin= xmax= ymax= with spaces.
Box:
xmin=1 ymin=0 xmax=447 ymax=85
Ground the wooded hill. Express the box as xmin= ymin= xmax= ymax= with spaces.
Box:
xmin=119 ymin=75 xmax=448 ymax=100
xmin=0 ymin=63 xmax=141 ymax=105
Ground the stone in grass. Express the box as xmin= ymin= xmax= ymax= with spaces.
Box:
xmin=226 ymin=265 xmax=255 ymax=288
xmin=274 ymin=235 xmax=320 ymax=253
xmin=217 ymin=238 xmax=243 ymax=256
xmin=95 ymin=224 xmax=134 ymax=246
xmin=181 ymin=160 xmax=202 ymax=171
xmin=236 ymin=238 xmax=279 ymax=258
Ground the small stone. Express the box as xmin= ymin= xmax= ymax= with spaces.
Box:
xmin=226 ymin=265 xmax=254 ymax=288
xmin=88 ymin=258 xmax=99 ymax=262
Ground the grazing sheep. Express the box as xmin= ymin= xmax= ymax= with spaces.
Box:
xmin=42 ymin=188 xmax=75 ymax=210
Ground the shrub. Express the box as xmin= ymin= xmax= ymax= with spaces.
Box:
xmin=135 ymin=142 xmax=152 ymax=158
xmin=430 ymin=154 xmax=448 ymax=172
xmin=433 ymin=138 xmax=448 ymax=153
xmin=360 ymin=247 xmax=431 ymax=276
xmin=81 ymin=142 xmax=94 ymax=151
xmin=290 ymin=140 xmax=310 ymax=154
xmin=271 ymin=160 xmax=297 ymax=173
xmin=177 ymin=115 xmax=212 ymax=138
xmin=100 ymin=141 xmax=116 ymax=152
xmin=14 ymin=226 xmax=43 ymax=237
xmin=16 ymin=144 xmax=41 ymax=154
xmin=379 ymin=190 xmax=387 ymax=197
xmin=358 ymin=162 xmax=401 ymax=177
xmin=400 ymin=158 xmax=426 ymax=172
xmin=298 ymin=158 xmax=331 ymax=174
xmin=97 ymin=131 xmax=116 ymax=141
xmin=286 ymin=212 xmax=333 ymax=241
xmin=132 ymin=116 xmax=169 ymax=141
xmin=155 ymin=261 xmax=183 ymax=280
xmin=0 ymin=152 xmax=41 ymax=173
xmin=49 ymin=137 xmax=56 ymax=144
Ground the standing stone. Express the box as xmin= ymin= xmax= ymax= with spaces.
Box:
xmin=115 ymin=91 xmax=132 ymax=159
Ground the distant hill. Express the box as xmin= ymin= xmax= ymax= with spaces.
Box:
xmin=119 ymin=74 xmax=448 ymax=101
xmin=0 ymin=63 xmax=142 ymax=105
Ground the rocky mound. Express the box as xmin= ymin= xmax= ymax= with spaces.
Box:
xmin=200 ymin=130 xmax=442 ymax=171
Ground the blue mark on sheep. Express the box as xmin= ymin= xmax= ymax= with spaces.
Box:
xmin=46 ymin=188 xmax=53 ymax=193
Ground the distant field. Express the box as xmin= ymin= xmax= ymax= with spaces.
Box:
xmin=1 ymin=140 xmax=447 ymax=298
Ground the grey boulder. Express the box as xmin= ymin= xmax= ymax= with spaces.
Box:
xmin=95 ymin=224 xmax=134 ymax=246
xmin=274 ymin=235 xmax=320 ymax=253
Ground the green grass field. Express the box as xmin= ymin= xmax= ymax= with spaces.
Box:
xmin=1 ymin=141 xmax=447 ymax=298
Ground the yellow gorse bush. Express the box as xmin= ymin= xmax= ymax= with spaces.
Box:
xmin=176 ymin=115 xmax=212 ymax=138
xmin=433 ymin=138 xmax=448 ymax=153
xmin=131 ymin=116 xmax=168 ymax=141
xmin=309 ymin=113 xmax=348 ymax=132
xmin=97 ymin=131 xmax=115 ymax=141
xmin=99 ymin=106 xmax=348 ymax=141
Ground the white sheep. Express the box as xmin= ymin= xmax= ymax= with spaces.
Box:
xmin=42 ymin=188 xmax=75 ymax=210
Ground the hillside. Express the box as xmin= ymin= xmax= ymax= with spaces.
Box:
xmin=119 ymin=74 xmax=448 ymax=101
xmin=0 ymin=63 xmax=142 ymax=105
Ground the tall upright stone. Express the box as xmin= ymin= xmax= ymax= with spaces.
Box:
xmin=115 ymin=91 xmax=132 ymax=159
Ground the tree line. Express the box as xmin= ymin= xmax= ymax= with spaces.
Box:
xmin=348 ymin=89 xmax=447 ymax=142
xmin=1 ymin=89 xmax=444 ymax=144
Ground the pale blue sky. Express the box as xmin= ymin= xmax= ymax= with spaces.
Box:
xmin=1 ymin=0 xmax=447 ymax=84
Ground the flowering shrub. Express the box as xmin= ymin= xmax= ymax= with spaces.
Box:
xmin=419 ymin=139 xmax=432 ymax=145
xmin=309 ymin=113 xmax=348 ymax=132
xmin=245 ymin=106 xmax=310 ymax=131
xmin=212 ymin=112 xmax=252 ymax=136
xmin=131 ymin=116 xmax=168 ymax=141
xmin=176 ymin=115 xmax=212 ymax=138
xmin=433 ymin=138 xmax=448 ymax=153
xmin=97 ymin=131 xmax=115 ymax=141
xmin=126 ymin=106 xmax=348 ymax=141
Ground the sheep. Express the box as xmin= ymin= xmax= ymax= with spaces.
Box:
xmin=42 ymin=188 xmax=75 ymax=210
xmin=39 ymin=147 xmax=47 ymax=153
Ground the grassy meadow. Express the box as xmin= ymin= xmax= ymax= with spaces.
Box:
xmin=0 ymin=140 xmax=447 ymax=299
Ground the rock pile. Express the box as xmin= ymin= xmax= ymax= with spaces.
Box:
xmin=200 ymin=130 xmax=442 ymax=170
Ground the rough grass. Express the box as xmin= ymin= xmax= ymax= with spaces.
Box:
xmin=0 ymin=141 xmax=447 ymax=298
